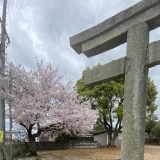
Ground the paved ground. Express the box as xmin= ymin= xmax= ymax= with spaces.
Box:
xmin=17 ymin=145 xmax=160 ymax=160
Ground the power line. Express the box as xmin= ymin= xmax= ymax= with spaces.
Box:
xmin=7 ymin=4 xmax=17 ymax=64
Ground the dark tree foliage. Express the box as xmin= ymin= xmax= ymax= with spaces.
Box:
xmin=76 ymin=64 xmax=158 ymax=147
xmin=151 ymin=123 xmax=160 ymax=144
xmin=55 ymin=132 xmax=76 ymax=142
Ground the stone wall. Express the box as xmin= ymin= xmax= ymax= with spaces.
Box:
xmin=25 ymin=139 xmax=159 ymax=152
xmin=26 ymin=142 xmax=100 ymax=151
xmin=145 ymin=138 xmax=159 ymax=145
xmin=4 ymin=143 xmax=26 ymax=160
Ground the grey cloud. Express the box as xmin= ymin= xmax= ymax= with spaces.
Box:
xmin=6 ymin=25 xmax=36 ymax=69
xmin=0 ymin=0 xmax=160 ymax=117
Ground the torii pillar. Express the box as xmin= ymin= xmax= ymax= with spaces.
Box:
xmin=69 ymin=0 xmax=160 ymax=160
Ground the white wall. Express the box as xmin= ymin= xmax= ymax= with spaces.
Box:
xmin=94 ymin=132 xmax=122 ymax=146
xmin=94 ymin=132 xmax=107 ymax=146
xmin=114 ymin=133 xmax=121 ymax=146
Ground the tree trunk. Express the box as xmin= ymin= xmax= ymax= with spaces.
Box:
xmin=107 ymin=131 xmax=119 ymax=147
xmin=107 ymin=131 xmax=112 ymax=147
xmin=28 ymin=136 xmax=37 ymax=156
xmin=110 ymin=135 xmax=116 ymax=147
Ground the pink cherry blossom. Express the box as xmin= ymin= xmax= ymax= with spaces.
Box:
xmin=0 ymin=60 xmax=98 ymax=156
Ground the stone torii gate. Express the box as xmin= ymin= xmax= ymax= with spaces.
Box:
xmin=69 ymin=1 xmax=160 ymax=160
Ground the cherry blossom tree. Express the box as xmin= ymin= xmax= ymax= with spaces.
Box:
xmin=0 ymin=60 xmax=98 ymax=156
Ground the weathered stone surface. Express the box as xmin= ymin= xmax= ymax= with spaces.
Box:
xmin=69 ymin=0 xmax=160 ymax=57
xmin=84 ymin=57 xmax=125 ymax=86
xmin=70 ymin=1 xmax=160 ymax=160
xmin=148 ymin=40 xmax=160 ymax=67
xmin=121 ymin=22 xmax=149 ymax=160
xmin=84 ymin=40 xmax=160 ymax=86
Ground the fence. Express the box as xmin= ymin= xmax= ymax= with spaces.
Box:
xmin=39 ymin=136 xmax=94 ymax=142
xmin=145 ymin=138 xmax=159 ymax=145
xmin=26 ymin=141 xmax=100 ymax=151
xmin=25 ymin=138 xmax=159 ymax=152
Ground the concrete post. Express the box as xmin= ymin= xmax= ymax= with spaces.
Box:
xmin=121 ymin=22 xmax=149 ymax=160
xmin=0 ymin=0 xmax=7 ymax=159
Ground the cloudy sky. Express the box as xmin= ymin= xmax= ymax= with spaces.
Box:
xmin=0 ymin=0 xmax=160 ymax=116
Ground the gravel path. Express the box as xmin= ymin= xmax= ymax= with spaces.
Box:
xmin=17 ymin=145 xmax=160 ymax=160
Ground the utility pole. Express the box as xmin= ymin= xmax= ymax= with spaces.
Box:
xmin=0 ymin=0 xmax=7 ymax=159
xmin=9 ymin=71 xmax=12 ymax=160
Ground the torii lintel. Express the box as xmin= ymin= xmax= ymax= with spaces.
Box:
xmin=69 ymin=0 xmax=160 ymax=57
xmin=84 ymin=40 xmax=160 ymax=86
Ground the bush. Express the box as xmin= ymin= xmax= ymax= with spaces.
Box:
xmin=55 ymin=132 xmax=76 ymax=142
xmin=150 ymin=123 xmax=160 ymax=144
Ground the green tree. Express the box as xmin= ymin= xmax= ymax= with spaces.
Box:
xmin=151 ymin=123 xmax=160 ymax=144
xmin=146 ymin=78 xmax=159 ymax=134
xmin=55 ymin=132 xmax=76 ymax=142
xmin=75 ymin=64 xmax=158 ymax=147
xmin=145 ymin=113 xmax=158 ymax=135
